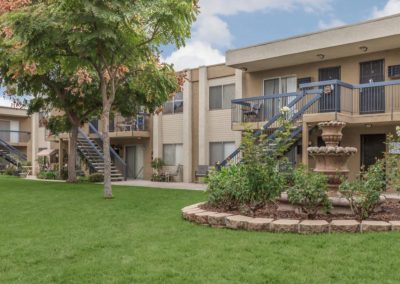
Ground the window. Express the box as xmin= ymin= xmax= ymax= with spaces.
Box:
xmin=163 ymin=92 xmax=183 ymax=115
xmin=209 ymin=84 xmax=235 ymax=110
xmin=163 ymin=144 xmax=183 ymax=166
xmin=209 ymin=142 xmax=235 ymax=166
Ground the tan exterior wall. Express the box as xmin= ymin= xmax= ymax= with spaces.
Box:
xmin=191 ymin=80 xmax=200 ymax=180
xmin=161 ymin=114 xmax=184 ymax=144
xmin=243 ymin=48 xmax=400 ymax=98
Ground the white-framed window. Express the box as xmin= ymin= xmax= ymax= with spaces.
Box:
xmin=163 ymin=144 xmax=183 ymax=166
xmin=209 ymin=84 xmax=235 ymax=110
xmin=209 ymin=141 xmax=235 ymax=166
xmin=163 ymin=92 xmax=183 ymax=115
xmin=263 ymin=76 xmax=297 ymax=96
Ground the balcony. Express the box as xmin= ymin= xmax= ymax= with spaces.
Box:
xmin=0 ymin=130 xmax=31 ymax=146
xmin=231 ymin=80 xmax=400 ymax=130
xmin=90 ymin=113 xmax=150 ymax=139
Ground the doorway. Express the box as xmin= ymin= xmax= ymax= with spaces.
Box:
xmin=360 ymin=60 xmax=385 ymax=114
xmin=125 ymin=145 xmax=145 ymax=179
xmin=360 ymin=134 xmax=386 ymax=169
xmin=318 ymin=66 xmax=341 ymax=113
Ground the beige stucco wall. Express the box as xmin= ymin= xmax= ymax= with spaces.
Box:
xmin=243 ymin=48 xmax=400 ymax=98
xmin=161 ymin=113 xmax=184 ymax=144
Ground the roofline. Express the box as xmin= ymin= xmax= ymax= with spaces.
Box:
xmin=227 ymin=13 xmax=400 ymax=54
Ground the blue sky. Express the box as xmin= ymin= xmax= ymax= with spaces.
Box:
xmin=162 ymin=0 xmax=400 ymax=70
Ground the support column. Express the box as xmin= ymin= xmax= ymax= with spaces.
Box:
xmin=59 ymin=139 xmax=64 ymax=174
xmin=31 ymin=113 xmax=39 ymax=176
xmin=302 ymin=121 xmax=309 ymax=168
xmin=183 ymin=70 xmax=192 ymax=182
xmin=198 ymin=66 xmax=208 ymax=165
xmin=152 ymin=113 xmax=163 ymax=159
xmin=234 ymin=69 xmax=244 ymax=148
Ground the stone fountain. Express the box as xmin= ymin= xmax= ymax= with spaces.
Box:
xmin=308 ymin=121 xmax=357 ymax=195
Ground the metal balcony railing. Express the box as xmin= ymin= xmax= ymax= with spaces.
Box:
xmin=232 ymin=80 xmax=400 ymax=126
xmin=90 ymin=113 xmax=149 ymax=134
xmin=0 ymin=130 xmax=31 ymax=144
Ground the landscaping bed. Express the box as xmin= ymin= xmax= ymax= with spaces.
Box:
xmin=200 ymin=199 xmax=400 ymax=222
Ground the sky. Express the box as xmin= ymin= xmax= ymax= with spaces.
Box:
xmin=162 ymin=0 xmax=400 ymax=71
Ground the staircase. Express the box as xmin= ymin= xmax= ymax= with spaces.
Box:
xmin=77 ymin=128 xmax=125 ymax=181
xmin=0 ymin=138 xmax=27 ymax=166
xmin=220 ymin=88 xmax=322 ymax=167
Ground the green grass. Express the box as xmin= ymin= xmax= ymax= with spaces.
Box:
xmin=1 ymin=176 xmax=400 ymax=283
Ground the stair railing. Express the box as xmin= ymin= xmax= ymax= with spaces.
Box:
xmin=77 ymin=128 xmax=105 ymax=173
xmin=88 ymin=122 xmax=127 ymax=180
xmin=0 ymin=137 xmax=27 ymax=163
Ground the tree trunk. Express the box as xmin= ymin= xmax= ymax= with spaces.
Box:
xmin=102 ymin=105 xmax=113 ymax=198
xmin=67 ymin=125 xmax=78 ymax=183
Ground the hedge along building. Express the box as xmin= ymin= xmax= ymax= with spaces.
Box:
xmin=153 ymin=13 xmax=400 ymax=182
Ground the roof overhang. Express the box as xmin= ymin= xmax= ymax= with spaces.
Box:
xmin=226 ymin=14 xmax=400 ymax=72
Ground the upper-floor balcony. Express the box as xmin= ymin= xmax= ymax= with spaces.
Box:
xmin=231 ymin=80 xmax=400 ymax=130
xmin=0 ymin=130 xmax=30 ymax=146
xmin=89 ymin=113 xmax=150 ymax=139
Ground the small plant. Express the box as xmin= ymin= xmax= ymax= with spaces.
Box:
xmin=4 ymin=166 xmax=19 ymax=176
xmin=287 ymin=166 xmax=331 ymax=219
xmin=88 ymin=173 xmax=104 ymax=183
xmin=38 ymin=170 xmax=58 ymax=180
xmin=340 ymin=160 xmax=386 ymax=220
xmin=151 ymin=158 xmax=165 ymax=181
xmin=385 ymin=127 xmax=400 ymax=192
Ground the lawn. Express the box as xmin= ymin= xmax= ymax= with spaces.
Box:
xmin=1 ymin=176 xmax=400 ymax=283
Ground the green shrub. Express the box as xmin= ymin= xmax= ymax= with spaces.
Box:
xmin=37 ymin=171 xmax=58 ymax=180
xmin=4 ymin=166 xmax=19 ymax=176
xmin=207 ymin=113 xmax=295 ymax=215
xmin=340 ymin=160 xmax=386 ymax=220
xmin=287 ymin=167 xmax=331 ymax=219
xmin=88 ymin=173 xmax=104 ymax=183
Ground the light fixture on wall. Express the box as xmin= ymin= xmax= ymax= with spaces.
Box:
xmin=240 ymin=67 xmax=248 ymax=72
xmin=365 ymin=124 xmax=372 ymax=128
xmin=317 ymin=54 xmax=325 ymax=60
xmin=359 ymin=46 xmax=368 ymax=53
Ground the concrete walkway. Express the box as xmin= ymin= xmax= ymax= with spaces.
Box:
xmin=112 ymin=180 xmax=207 ymax=191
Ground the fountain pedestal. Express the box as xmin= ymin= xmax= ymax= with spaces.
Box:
xmin=308 ymin=121 xmax=357 ymax=195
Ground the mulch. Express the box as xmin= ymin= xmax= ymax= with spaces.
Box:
xmin=200 ymin=200 xmax=400 ymax=222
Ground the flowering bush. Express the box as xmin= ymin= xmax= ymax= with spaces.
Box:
xmin=287 ymin=166 xmax=331 ymax=219
xmin=340 ymin=160 xmax=386 ymax=220
xmin=207 ymin=112 xmax=295 ymax=215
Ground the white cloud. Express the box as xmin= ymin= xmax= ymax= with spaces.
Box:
xmin=164 ymin=0 xmax=332 ymax=70
xmin=0 ymin=97 xmax=12 ymax=107
xmin=372 ymin=0 xmax=400 ymax=18
xmin=318 ymin=18 xmax=346 ymax=29
xmin=163 ymin=41 xmax=225 ymax=70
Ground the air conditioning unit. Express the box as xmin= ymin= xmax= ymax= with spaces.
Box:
xmin=388 ymin=65 xmax=400 ymax=78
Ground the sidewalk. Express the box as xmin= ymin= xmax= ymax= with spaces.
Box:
xmin=112 ymin=179 xmax=207 ymax=191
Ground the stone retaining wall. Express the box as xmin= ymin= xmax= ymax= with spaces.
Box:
xmin=182 ymin=203 xmax=400 ymax=234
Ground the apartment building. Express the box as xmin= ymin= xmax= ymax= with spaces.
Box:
xmin=153 ymin=14 xmax=400 ymax=181
xmin=0 ymin=100 xmax=50 ymax=175
xmin=13 ymin=14 xmax=400 ymax=183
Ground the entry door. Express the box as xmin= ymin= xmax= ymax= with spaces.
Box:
xmin=126 ymin=146 xmax=136 ymax=179
xmin=360 ymin=60 xmax=385 ymax=114
xmin=361 ymin=134 xmax=386 ymax=169
xmin=319 ymin=67 xmax=341 ymax=112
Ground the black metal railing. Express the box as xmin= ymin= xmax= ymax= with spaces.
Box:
xmin=0 ymin=130 xmax=30 ymax=144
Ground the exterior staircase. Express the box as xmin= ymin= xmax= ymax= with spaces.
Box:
xmin=0 ymin=138 xmax=27 ymax=167
xmin=77 ymin=128 xmax=126 ymax=181
xmin=220 ymin=87 xmax=323 ymax=167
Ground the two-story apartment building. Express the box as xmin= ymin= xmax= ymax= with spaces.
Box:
xmin=22 ymin=13 xmax=400 ymax=183
xmin=153 ymin=14 xmax=400 ymax=182
xmin=0 ymin=99 xmax=50 ymax=174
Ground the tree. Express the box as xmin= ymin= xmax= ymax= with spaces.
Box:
xmin=53 ymin=0 xmax=198 ymax=198
xmin=0 ymin=2 xmax=102 ymax=182
xmin=0 ymin=1 xmax=198 ymax=197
